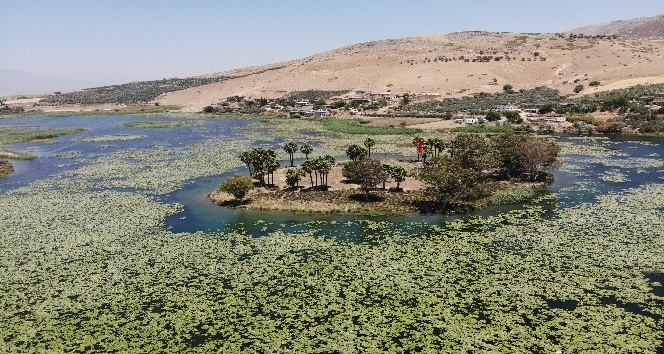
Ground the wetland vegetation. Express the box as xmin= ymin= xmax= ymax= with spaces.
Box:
xmin=0 ymin=114 xmax=662 ymax=352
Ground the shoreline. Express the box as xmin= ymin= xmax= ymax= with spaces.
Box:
xmin=1 ymin=109 xmax=661 ymax=137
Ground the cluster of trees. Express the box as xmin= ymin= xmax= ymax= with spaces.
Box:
xmin=484 ymin=110 xmax=523 ymax=124
xmin=221 ymin=133 xmax=559 ymax=211
xmin=342 ymin=159 xmax=409 ymax=198
xmin=400 ymin=87 xmax=563 ymax=114
xmin=419 ymin=133 xmax=559 ymax=210
xmin=411 ymin=137 xmax=445 ymax=162
xmin=40 ymin=76 xmax=230 ymax=105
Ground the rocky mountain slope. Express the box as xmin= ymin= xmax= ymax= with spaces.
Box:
xmin=33 ymin=15 xmax=664 ymax=112
xmin=568 ymin=14 xmax=664 ymax=39
xmin=157 ymin=30 xmax=664 ymax=111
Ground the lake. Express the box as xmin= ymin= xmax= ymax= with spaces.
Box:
xmin=0 ymin=115 xmax=662 ymax=352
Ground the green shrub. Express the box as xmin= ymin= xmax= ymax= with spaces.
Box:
xmin=490 ymin=185 xmax=535 ymax=205
xmin=219 ymin=174 xmax=254 ymax=200
xmin=321 ymin=119 xmax=420 ymax=135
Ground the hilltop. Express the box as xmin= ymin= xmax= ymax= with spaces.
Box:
xmin=568 ymin=14 xmax=664 ymax=39
xmin=157 ymin=28 xmax=664 ymax=111
xmin=8 ymin=15 xmax=664 ymax=113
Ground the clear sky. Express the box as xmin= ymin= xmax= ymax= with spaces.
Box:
xmin=1 ymin=0 xmax=662 ymax=93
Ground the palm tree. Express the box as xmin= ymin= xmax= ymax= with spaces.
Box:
xmin=313 ymin=157 xmax=332 ymax=189
xmin=364 ymin=138 xmax=375 ymax=158
xmin=432 ymin=138 xmax=445 ymax=157
xmin=301 ymin=160 xmax=315 ymax=188
xmin=300 ymin=143 xmax=313 ymax=160
xmin=283 ymin=141 xmax=298 ymax=167
xmin=346 ymin=144 xmax=368 ymax=161
xmin=266 ymin=157 xmax=280 ymax=186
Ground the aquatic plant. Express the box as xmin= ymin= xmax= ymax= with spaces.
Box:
xmin=124 ymin=121 xmax=206 ymax=128
xmin=0 ymin=116 xmax=662 ymax=352
xmin=77 ymin=134 xmax=147 ymax=142
xmin=490 ymin=185 xmax=535 ymax=205
xmin=0 ymin=128 xmax=87 ymax=143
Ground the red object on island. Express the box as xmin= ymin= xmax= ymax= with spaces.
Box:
xmin=415 ymin=139 xmax=424 ymax=154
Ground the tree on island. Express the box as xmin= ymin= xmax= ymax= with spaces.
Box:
xmin=412 ymin=136 xmax=424 ymax=161
xmin=418 ymin=155 xmax=486 ymax=210
xmin=354 ymin=159 xmax=389 ymax=199
xmin=492 ymin=133 xmax=560 ymax=182
xmin=389 ymin=165 xmax=408 ymax=191
xmin=266 ymin=157 xmax=280 ymax=186
xmin=283 ymin=141 xmax=298 ymax=167
xmin=447 ymin=134 xmax=495 ymax=175
xmin=363 ymin=138 xmax=376 ymax=158
xmin=346 ymin=144 xmax=368 ymax=161
xmin=313 ymin=156 xmax=334 ymax=189
xmin=219 ymin=174 xmax=254 ymax=200
xmin=301 ymin=160 xmax=315 ymax=188
xmin=300 ymin=143 xmax=313 ymax=160
xmin=285 ymin=168 xmax=302 ymax=188
xmin=239 ymin=147 xmax=277 ymax=186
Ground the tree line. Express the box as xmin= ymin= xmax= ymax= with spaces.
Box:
xmin=220 ymin=134 xmax=559 ymax=212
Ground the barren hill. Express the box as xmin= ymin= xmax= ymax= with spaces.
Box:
xmin=569 ymin=14 xmax=664 ymax=39
xmin=158 ymin=30 xmax=664 ymax=111
xmin=31 ymin=15 xmax=664 ymax=113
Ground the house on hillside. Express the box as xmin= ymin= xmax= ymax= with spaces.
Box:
xmin=294 ymin=100 xmax=311 ymax=108
xmin=496 ymin=104 xmax=520 ymax=112
xmin=314 ymin=109 xmax=330 ymax=118
xmin=344 ymin=91 xmax=372 ymax=105
xmin=455 ymin=117 xmax=478 ymax=125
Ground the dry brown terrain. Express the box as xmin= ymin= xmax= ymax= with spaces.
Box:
xmin=569 ymin=14 xmax=664 ymax=39
xmin=5 ymin=16 xmax=663 ymax=113
xmin=156 ymin=30 xmax=664 ymax=112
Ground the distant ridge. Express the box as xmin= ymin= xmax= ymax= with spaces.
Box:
xmin=25 ymin=14 xmax=664 ymax=111
xmin=568 ymin=14 xmax=664 ymax=39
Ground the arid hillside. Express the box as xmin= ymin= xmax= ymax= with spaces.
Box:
xmin=157 ymin=30 xmax=664 ymax=111
xmin=569 ymin=14 xmax=664 ymax=39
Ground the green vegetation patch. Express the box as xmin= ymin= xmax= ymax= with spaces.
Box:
xmin=0 ymin=128 xmax=86 ymax=143
xmin=320 ymin=118 xmax=421 ymax=135
xmin=77 ymin=134 xmax=147 ymax=142
xmin=39 ymin=77 xmax=231 ymax=105
xmin=285 ymin=90 xmax=350 ymax=101
xmin=0 ymin=147 xmax=36 ymax=160
xmin=490 ymin=185 xmax=535 ymax=205
xmin=451 ymin=123 xmax=532 ymax=134
xmin=0 ymin=117 xmax=662 ymax=352
xmin=124 ymin=120 xmax=206 ymax=128
xmin=403 ymin=86 xmax=563 ymax=113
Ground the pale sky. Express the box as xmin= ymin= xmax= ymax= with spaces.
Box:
xmin=1 ymin=0 xmax=662 ymax=94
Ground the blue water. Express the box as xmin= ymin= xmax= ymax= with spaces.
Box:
xmin=0 ymin=115 xmax=250 ymax=191
xmin=1 ymin=115 xmax=663 ymax=240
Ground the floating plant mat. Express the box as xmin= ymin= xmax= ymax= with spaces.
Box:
xmin=0 ymin=117 xmax=663 ymax=352
xmin=1 ymin=186 xmax=663 ymax=351
xmin=76 ymin=134 xmax=147 ymax=142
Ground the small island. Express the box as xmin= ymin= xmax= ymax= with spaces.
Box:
xmin=210 ymin=133 xmax=560 ymax=215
